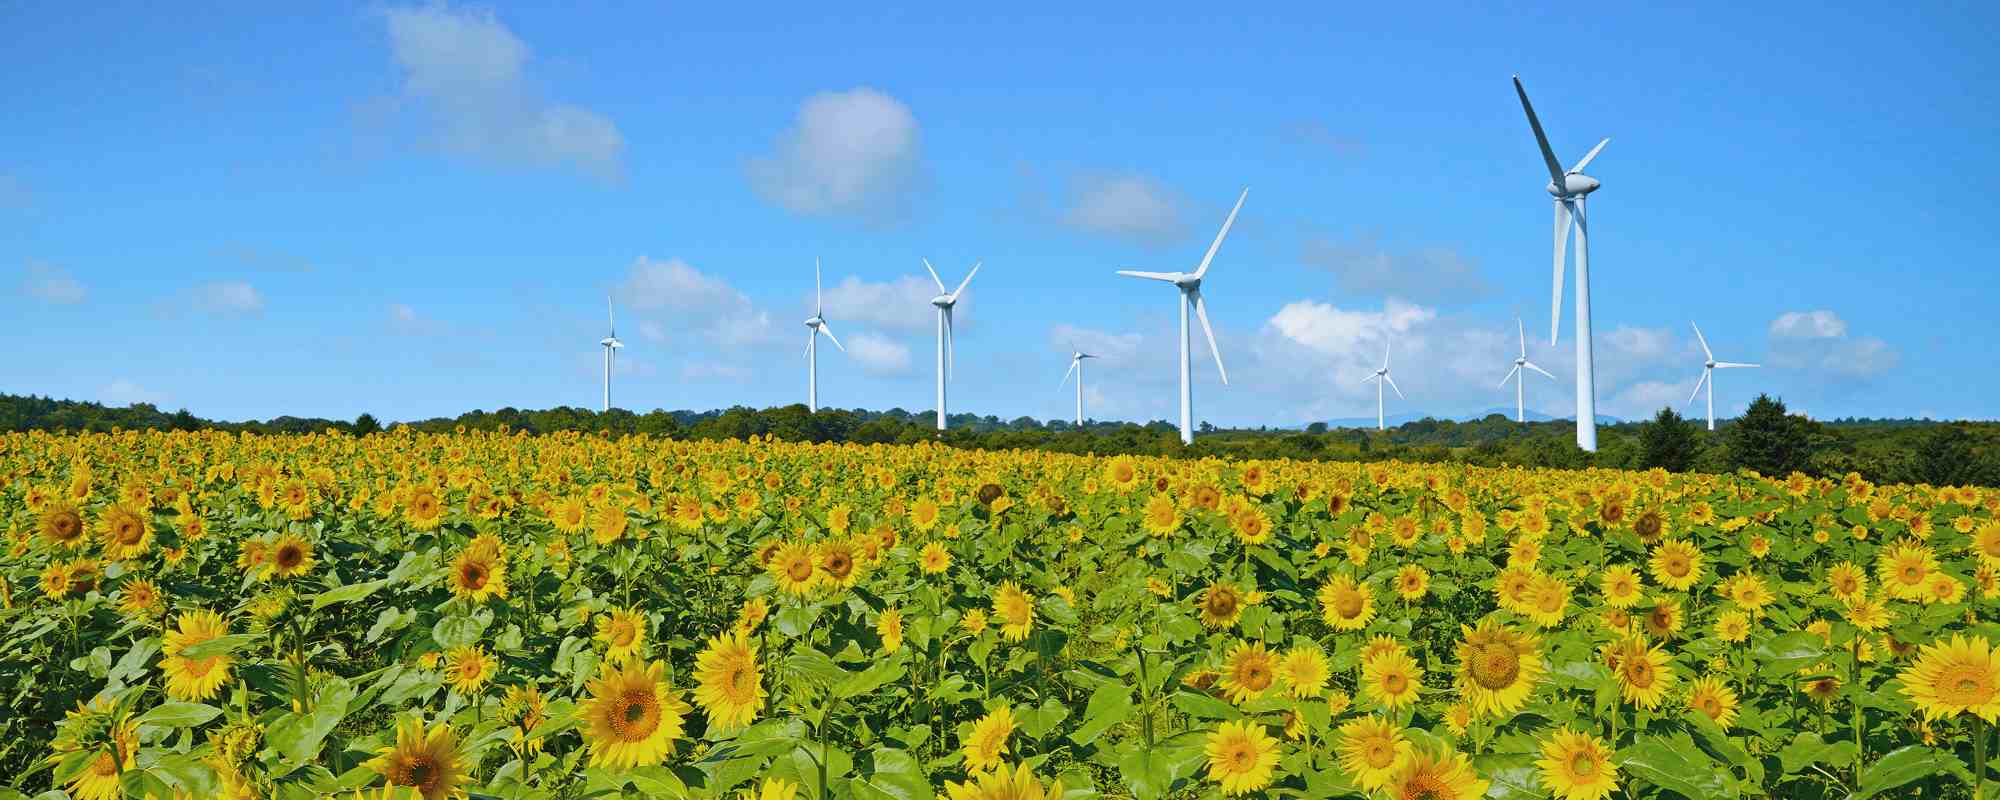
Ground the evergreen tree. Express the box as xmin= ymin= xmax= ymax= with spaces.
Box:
xmin=1727 ymin=394 xmax=1813 ymax=476
xmin=353 ymin=413 xmax=382 ymax=436
xmin=1638 ymin=407 xmax=1699 ymax=472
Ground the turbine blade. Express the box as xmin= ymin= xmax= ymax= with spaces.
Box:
xmin=1570 ymin=137 xmax=1610 ymax=173
xmin=1500 ymin=364 xmax=1520 ymax=389
xmin=608 ymin=297 xmax=616 ymax=336
xmin=1193 ymin=187 xmax=1248 ymax=279
xmin=1517 ymin=317 xmax=1526 ymax=359
xmin=1382 ymin=338 xmax=1391 ymax=371
xmin=1116 ymin=270 xmax=1181 ymax=282
xmin=1191 ymin=289 xmax=1228 ymax=385
xmin=1361 ymin=374 xmax=1377 ymax=385
xmin=1524 ymin=361 xmax=1557 ymax=380
xmin=815 ymin=257 xmax=823 ymax=316
xmin=921 ymin=258 xmax=947 ymax=294
xmin=1059 ymin=358 xmax=1078 ymax=389
xmin=1691 ymin=322 xmax=1713 ymax=361
xmin=1513 ymin=75 xmax=1567 ymax=184
xmin=1552 ymin=199 xmax=1571 ymax=345
xmin=1384 ymin=373 xmax=1405 ymax=400
xmin=1686 ymin=369 xmax=1710 ymax=406
xmin=819 ymin=322 xmax=844 ymax=352
xmin=950 ymin=260 xmax=980 ymax=300
xmin=1715 ymin=362 xmax=1759 ymax=369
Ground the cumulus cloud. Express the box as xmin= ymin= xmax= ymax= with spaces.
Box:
xmin=747 ymin=88 xmax=922 ymax=221
xmin=1060 ymin=173 xmax=1190 ymax=247
xmin=1299 ymin=235 xmax=1492 ymax=304
xmin=1601 ymin=378 xmax=1700 ymax=421
xmin=845 ymin=332 xmax=912 ymax=376
xmin=821 ymin=273 xmax=956 ymax=334
xmin=1769 ymin=310 xmax=1848 ymax=340
xmin=21 ymin=260 xmax=85 ymax=304
xmin=1766 ymin=310 xmax=1897 ymax=380
xmin=1050 ymin=323 xmax=1146 ymax=365
xmin=615 ymin=256 xmax=779 ymax=349
xmin=191 ymin=281 xmax=264 ymax=316
xmin=380 ymin=4 xmax=623 ymax=179
xmin=1264 ymin=298 xmax=1437 ymax=360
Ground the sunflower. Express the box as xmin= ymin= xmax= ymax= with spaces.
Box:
xmin=363 ymin=718 xmax=469 ymax=800
xmin=1455 ymin=619 xmax=1543 ymax=718
xmin=1842 ymin=595 xmax=1893 ymax=631
xmin=1204 ymin=720 xmax=1281 ymax=796
xmin=1899 ymin=634 xmax=2000 ymax=722
xmin=1103 ymin=456 xmax=1141 ymax=491
xmin=747 ymin=777 xmax=804 ymax=800
xmin=48 ymin=712 xmax=137 ymax=800
xmin=961 ymin=607 xmax=990 ymax=636
xmin=549 ymin=495 xmax=589 ymax=534
xmin=992 ymin=582 xmax=1035 ymax=642
xmin=1385 ymin=745 xmax=1489 ymax=800
xmin=1394 ymin=564 xmax=1430 ymax=600
xmin=816 ymin=539 xmax=863 ymax=590
xmin=1713 ymin=610 xmax=1751 ymax=643
xmin=1640 ymin=598 xmax=1683 ymax=639
xmin=1280 ymin=646 xmax=1330 ymax=698
xmin=692 ymin=630 xmax=765 ymax=731
xmin=1599 ymin=565 xmax=1644 ymax=608
xmin=1648 ymin=539 xmax=1703 ymax=591
xmin=1536 ymin=727 xmax=1619 ymax=800
xmin=596 ymin=607 xmax=647 ymax=662
xmin=1973 ymin=522 xmax=2000 ymax=566
xmin=1524 ymin=574 xmax=1571 ymax=628
xmin=97 ymin=503 xmax=152 ymax=560
xmin=443 ymin=646 xmax=496 ymax=694
xmin=589 ymin=503 xmax=629 ymax=544
xmin=447 ymin=545 xmax=508 ymax=603
xmin=1230 ymin=505 xmax=1273 ymax=546
xmin=1219 ymin=641 xmax=1279 ymax=704
xmin=961 ymin=705 xmax=1015 ymax=772
xmin=263 ymin=533 xmax=315 ymax=580
xmin=770 ymin=541 xmax=820 ymax=596
xmin=160 ymin=609 xmax=233 ymax=701
xmin=877 ymin=607 xmax=905 ymax=655
xmin=115 ymin=577 xmax=164 ymax=617
xmin=1318 ymin=574 xmax=1376 ymax=630
xmin=406 ymin=488 xmax=445 ymax=531
xmin=1877 ymin=542 xmax=1939 ymax=601
xmin=1826 ymin=561 xmax=1867 ymax=601
xmin=1336 ymin=716 xmax=1411 ymax=793
xmin=37 ymin=501 xmax=86 ymax=548
xmin=1610 ymin=635 xmax=1673 ymax=710
xmin=919 ymin=541 xmax=952 ymax=574
xmin=1363 ymin=649 xmax=1423 ymax=711
xmin=940 ymin=762 xmax=1062 ymax=800
xmin=1141 ymin=493 xmax=1182 ymax=537
xmin=1197 ymin=582 xmax=1247 ymax=629
xmin=580 ymin=658 xmax=692 ymax=769
xmin=1686 ymin=675 xmax=1740 ymax=728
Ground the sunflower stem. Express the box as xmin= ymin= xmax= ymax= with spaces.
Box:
xmin=1975 ymin=716 xmax=1987 ymax=800
xmin=1851 ymin=638 xmax=1863 ymax=788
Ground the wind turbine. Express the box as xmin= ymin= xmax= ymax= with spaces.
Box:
xmin=1686 ymin=322 xmax=1759 ymax=431
xmin=599 ymin=298 xmax=623 ymax=413
xmin=1360 ymin=338 xmax=1404 ymax=431
xmin=1514 ymin=75 xmax=1610 ymax=451
xmin=803 ymin=258 xmax=843 ymax=411
xmin=1057 ymin=345 xmax=1097 ymax=428
xmin=922 ymin=258 xmax=981 ymax=431
xmin=1115 ymin=187 xmax=1246 ymax=445
xmin=1498 ymin=318 xmax=1556 ymax=423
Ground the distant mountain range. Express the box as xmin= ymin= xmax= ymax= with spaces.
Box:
xmin=1311 ymin=407 xmax=1626 ymax=430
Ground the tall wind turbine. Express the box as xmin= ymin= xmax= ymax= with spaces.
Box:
xmin=1360 ymin=338 xmax=1404 ymax=431
xmin=1057 ymin=345 xmax=1097 ymax=428
xmin=922 ymin=258 xmax=981 ymax=431
xmin=1686 ymin=322 xmax=1759 ymax=431
xmin=1499 ymin=318 xmax=1556 ymax=422
xmin=1514 ymin=75 xmax=1610 ymax=451
xmin=803 ymin=258 xmax=844 ymax=411
xmin=1116 ymin=187 xmax=1246 ymax=445
xmin=599 ymin=298 xmax=623 ymax=413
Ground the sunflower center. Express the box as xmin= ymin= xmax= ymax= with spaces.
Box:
xmin=1470 ymin=643 xmax=1521 ymax=690
xmin=115 ymin=520 xmax=143 ymax=545
xmin=1899 ymin=565 xmax=1922 ymax=584
xmin=1401 ymin=774 xmax=1450 ymax=800
xmin=611 ymin=690 xmax=662 ymax=740
xmin=1206 ymin=591 xmax=1239 ymax=619
xmin=1663 ymin=556 xmax=1689 ymax=576
xmin=1625 ymin=661 xmax=1655 ymax=688
xmin=1225 ymin=741 xmax=1254 ymax=770
xmin=1384 ymin=672 xmax=1408 ymax=693
xmin=785 ymin=557 xmax=814 ymax=582
xmin=54 ymin=514 xmax=79 ymax=537
xmin=275 ymin=546 xmax=303 ymax=569
xmin=394 ymin=756 xmax=438 ymax=790
xmin=1363 ymin=739 xmax=1396 ymax=768
xmin=1697 ymin=695 xmax=1720 ymax=716
xmin=826 ymin=554 xmax=853 ymax=578
xmin=1334 ymin=590 xmax=1365 ymax=618
xmin=1938 ymin=666 xmax=1992 ymax=704
xmin=461 ymin=564 xmax=487 ymax=589
xmin=1569 ymin=752 xmax=1597 ymax=777
xmin=1239 ymin=663 xmax=1272 ymax=691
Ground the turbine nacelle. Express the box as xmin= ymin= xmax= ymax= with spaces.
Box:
xmin=929 ymin=294 xmax=954 ymax=308
xmin=804 ymin=316 xmax=824 ymax=329
xmin=1546 ymin=173 xmax=1600 ymax=198
xmin=600 ymin=337 xmax=623 ymax=349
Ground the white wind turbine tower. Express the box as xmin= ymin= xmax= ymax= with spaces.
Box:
xmin=1498 ymin=317 xmax=1557 ymax=422
xmin=802 ymin=258 xmax=844 ymax=411
xmin=1057 ymin=345 xmax=1097 ymax=428
xmin=1514 ymin=75 xmax=1610 ymax=451
xmin=1686 ymin=322 xmax=1760 ymax=431
xmin=921 ymin=258 xmax=981 ymax=431
xmin=1116 ymin=187 xmax=1246 ymax=445
xmin=1360 ymin=338 xmax=1404 ymax=431
xmin=599 ymin=298 xmax=623 ymax=413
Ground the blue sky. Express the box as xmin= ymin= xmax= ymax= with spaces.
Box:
xmin=4 ymin=3 xmax=1995 ymax=426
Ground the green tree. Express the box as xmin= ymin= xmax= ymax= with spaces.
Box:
xmin=1727 ymin=394 xmax=1814 ymax=476
xmin=1638 ymin=407 xmax=1699 ymax=472
xmin=1911 ymin=423 xmax=1987 ymax=486
xmin=353 ymin=413 xmax=382 ymax=436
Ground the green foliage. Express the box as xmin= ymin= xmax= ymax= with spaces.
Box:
xmin=1728 ymin=394 xmax=1818 ymax=476
xmin=1639 ymin=406 xmax=1700 ymax=472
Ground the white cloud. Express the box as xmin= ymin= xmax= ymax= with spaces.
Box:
xmin=191 ymin=281 xmax=264 ymax=316
xmin=1769 ymin=310 xmax=1847 ymax=340
xmin=1300 ymin=235 xmax=1491 ymax=304
xmin=821 ymin=274 xmax=950 ymax=334
xmin=381 ymin=4 xmax=623 ymax=179
xmin=1060 ymin=173 xmax=1190 ymax=247
xmin=845 ymin=332 xmax=912 ymax=376
xmin=1602 ymin=379 xmax=1699 ymax=421
xmin=1604 ymin=325 xmax=1677 ymax=363
xmin=21 ymin=260 xmax=85 ymax=304
xmin=615 ymin=256 xmax=779 ymax=349
xmin=1265 ymin=298 xmax=1436 ymax=360
xmin=1050 ymin=323 xmax=1146 ymax=364
xmin=746 ymin=88 xmax=922 ymax=221
xmin=101 ymin=380 xmax=168 ymax=407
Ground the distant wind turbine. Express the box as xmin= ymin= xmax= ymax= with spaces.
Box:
xmin=1057 ymin=345 xmax=1097 ymax=428
xmin=1361 ymin=338 xmax=1404 ymax=431
xmin=599 ymin=298 xmax=624 ymax=413
xmin=1498 ymin=318 xmax=1556 ymax=422
xmin=1116 ymin=187 xmax=1247 ymax=445
xmin=922 ymin=258 xmax=981 ymax=431
xmin=1686 ymin=322 xmax=1759 ymax=431
xmin=803 ymin=258 xmax=844 ymax=411
xmin=1514 ymin=74 xmax=1610 ymax=451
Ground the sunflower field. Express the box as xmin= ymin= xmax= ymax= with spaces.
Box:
xmin=1 ymin=428 xmax=1997 ymax=800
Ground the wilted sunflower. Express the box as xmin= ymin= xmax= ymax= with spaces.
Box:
xmin=263 ymin=533 xmax=316 ymax=581
xmin=1385 ymin=745 xmax=1490 ymax=800
xmin=363 ymin=718 xmax=468 ymax=800
xmin=992 ymin=582 xmax=1035 ymax=642
xmin=1318 ymin=573 xmax=1376 ymax=630
xmin=1456 ymin=619 xmax=1543 ymax=718
xmin=580 ymin=658 xmax=692 ymax=769
xmin=97 ymin=503 xmax=152 ymax=561
xmin=1899 ymin=634 xmax=2000 ymax=722
xmin=1686 ymin=675 xmax=1740 ymax=728
xmin=1204 ymin=720 xmax=1281 ymax=796
xmin=1362 ymin=649 xmax=1423 ymax=711
xmin=443 ymin=646 xmax=496 ymax=694
xmin=1647 ymin=539 xmax=1703 ymax=591
xmin=692 ymin=629 xmax=765 ymax=731
xmin=1218 ymin=641 xmax=1279 ymax=704
xmin=961 ymin=704 xmax=1016 ymax=772
xmin=447 ymin=544 xmax=507 ymax=603
xmin=1536 ymin=727 xmax=1619 ymax=800
xmin=160 ymin=609 xmax=233 ymax=701
xmin=1336 ymin=716 xmax=1411 ymax=793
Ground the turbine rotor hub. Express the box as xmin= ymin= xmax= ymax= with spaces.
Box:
xmin=930 ymin=295 xmax=953 ymax=308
